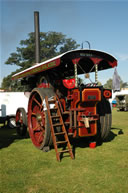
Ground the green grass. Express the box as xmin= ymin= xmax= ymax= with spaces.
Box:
xmin=0 ymin=109 xmax=128 ymax=193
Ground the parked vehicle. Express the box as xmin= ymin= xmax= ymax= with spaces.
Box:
xmin=116 ymin=94 xmax=128 ymax=111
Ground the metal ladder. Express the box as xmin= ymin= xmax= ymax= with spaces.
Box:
xmin=45 ymin=95 xmax=74 ymax=161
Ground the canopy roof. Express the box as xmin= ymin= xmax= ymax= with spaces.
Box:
xmin=12 ymin=49 xmax=117 ymax=80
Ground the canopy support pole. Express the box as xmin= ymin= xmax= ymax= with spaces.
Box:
xmin=95 ymin=64 xmax=98 ymax=83
xmin=74 ymin=63 xmax=78 ymax=87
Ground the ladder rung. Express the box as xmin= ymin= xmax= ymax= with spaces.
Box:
xmin=65 ymin=122 xmax=70 ymax=125
xmin=59 ymin=149 xmax=70 ymax=153
xmin=68 ymin=133 xmax=73 ymax=136
xmin=50 ymin=107 xmax=58 ymax=111
xmin=51 ymin=115 xmax=60 ymax=118
xmin=56 ymin=140 xmax=67 ymax=144
xmin=53 ymin=123 xmax=62 ymax=127
xmin=55 ymin=132 xmax=65 ymax=135
xmin=48 ymin=100 xmax=56 ymax=104
xmin=63 ymin=111 xmax=70 ymax=114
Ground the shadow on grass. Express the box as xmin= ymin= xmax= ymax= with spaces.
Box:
xmin=70 ymin=127 xmax=123 ymax=160
xmin=1 ymin=125 xmax=124 ymax=161
xmin=104 ymin=130 xmax=118 ymax=142
xmin=111 ymin=127 xmax=124 ymax=134
xmin=0 ymin=126 xmax=29 ymax=149
xmin=57 ymin=128 xmax=123 ymax=161
xmin=59 ymin=138 xmax=90 ymax=160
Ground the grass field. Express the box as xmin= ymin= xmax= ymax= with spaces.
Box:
xmin=0 ymin=109 xmax=128 ymax=193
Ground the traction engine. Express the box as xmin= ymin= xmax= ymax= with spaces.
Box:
xmin=13 ymin=49 xmax=117 ymax=161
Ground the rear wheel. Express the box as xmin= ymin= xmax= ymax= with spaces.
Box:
xmin=28 ymin=88 xmax=55 ymax=150
xmin=97 ymin=98 xmax=111 ymax=142
xmin=16 ymin=108 xmax=27 ymax=136
xmin=103 ymin=100 xmax=112 ymax=139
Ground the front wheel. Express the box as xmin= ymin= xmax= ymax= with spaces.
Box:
xmin=28 ymin=88 xmax=55 ymax=150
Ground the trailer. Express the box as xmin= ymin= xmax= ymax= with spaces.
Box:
xmin=12 ymin=49 xmax=117 ymax=161
xmin=0 ymin=92 xmax=28 ymax=129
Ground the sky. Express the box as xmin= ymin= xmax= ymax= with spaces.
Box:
xmin=0 ymin=0 xmax=128 ymax=87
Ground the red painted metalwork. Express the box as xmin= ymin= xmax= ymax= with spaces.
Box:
xmin=16 ymin=110 xmax=23 ymax=125
xmin=66 ymin=88 xmax=101 ymax=137
xmin=90 ymin=58 xmax=102 ymax=64
xmin=28 ymin=91 xmax=45 ymax=148
xmin=62 ymin=79 xmax=75 ymax=89
xmin=37 ymin=82 xmax=49 ymax=88
xmin=103 ymin=89 xmax=112 ymax=98
xmin=72 ymin=58 xmax=81 ymax=65
xmin=82 ymin=88 xmax=101 ymax=102
xmin=12 ymin=57 xmax=61 ymax=80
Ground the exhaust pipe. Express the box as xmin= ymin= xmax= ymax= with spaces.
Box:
xmin=34 ymin=11 xmax=40 ymax=64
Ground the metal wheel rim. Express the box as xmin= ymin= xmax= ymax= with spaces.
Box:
xmin=16 ymin=110 xmax=23 ymax=127
xmin=28 ymin=90 xmax=45 ymax=148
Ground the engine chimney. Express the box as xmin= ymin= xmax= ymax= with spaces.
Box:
xmin=34 ymin=11 xmax=40 ymax=64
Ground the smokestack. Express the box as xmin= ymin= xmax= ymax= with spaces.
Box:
xmin=34 ymin=11 xmax=40 ymax=64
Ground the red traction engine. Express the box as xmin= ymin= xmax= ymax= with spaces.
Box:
xmin=12 ymin=49 xmax=117 ymax=161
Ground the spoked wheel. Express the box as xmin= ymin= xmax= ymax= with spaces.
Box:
xmin=28 ymin=88 xmax=55 ymax=150
xmin=97 ymin=98 xmax=112 ymax=142
xmin=16 ymin=108 xmax=27 ymax=136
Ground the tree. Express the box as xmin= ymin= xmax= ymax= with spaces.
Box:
xmin=103 ymin=78 xmax=126 ymax=90
xmin=2 ymin=31 xmax=79 ymax=90
xmin=122 ymin=82 xmax=128 ymax=88
xmin=103 ymin=78 xmax=113 ymax=89
xmin=5 ymin=32 xmax=79 ymax=68
xmin=1 ymin=71 xmax=25 ymax=91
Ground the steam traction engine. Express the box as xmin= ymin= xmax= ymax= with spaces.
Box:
xmin=12 ymin=49 xmax=117 ymax=161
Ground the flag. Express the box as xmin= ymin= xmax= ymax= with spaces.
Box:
xmin=112 ymin=68 xmax=120 ymax=92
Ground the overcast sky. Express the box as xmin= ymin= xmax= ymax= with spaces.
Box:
xmin=0 ymin=0 xmax=128 ymax=86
